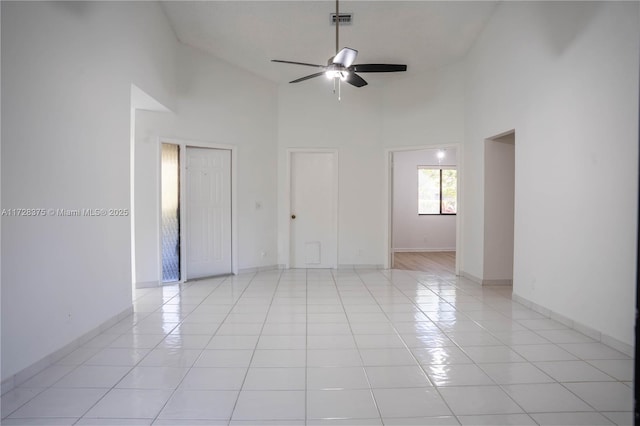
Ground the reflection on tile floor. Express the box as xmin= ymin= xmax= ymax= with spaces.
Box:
xmin=1 ymin=269 xmax=633 ymax=425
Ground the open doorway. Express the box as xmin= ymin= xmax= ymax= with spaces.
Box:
xmin=483 ymin=131 xmax=515 ymax=285
xmin=387 ymin=146 xmax=460 ymax=275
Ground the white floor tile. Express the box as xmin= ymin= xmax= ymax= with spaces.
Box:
xmin=602 ymin=411 xmax=633 ymax=426
xmin=85 ymin=348 xmax=150 ymax=366
xmin=194 ymin=350 xmax=253 ymax=368
xmin=438 ymin=386 xmax=523 ymax=416
xmin=307 ymin=419 xmax=382 ymax=426
xmin=478 ymin=362 xmax=554 ymax=384
xmin=116 ymin=366 xmax=188 ymax=389
xmin=1 ymin=388 xmax=47 ymax=418
xmin=53 ymin=365 xmax=131 ymax=388
xmin=460 ymin=345 xmax=526 ymax=363
xmin=307 ymin=323 xmax=352 ymax=335
xmin=307 ymin=389 xmax=379 ymax=419
xmin=359 ymin=348 xmax=418 ymax=366
xmin=365 ymin=365 xmax=432 ymax=388
xmin=534 ymin=360 xmax=616 ymax=382
xmin=563 ymin=382 xmax=633 ymax=412
xmin=179 ymin=367 xmax=247 ymax=390
xmin=511 ymin=344 xmax=578 ymax=361
xmin=206 ymin=335 xmax=259 ymax=350
xmin=232 ymin=390 xmax=305 ymax=420
xmin=9 ymin=388 xmax=108 ymax=418
xmin=250 ymin=349 xmax=306 ymax=367
xmin=558 ymin=343 xmax=631 ymax=360
xmin=424 ymin=363 xmax=494 ymax=386
xmin=306 ymin=349 xmax=363 ymax=367
xmin=458 ymin=414 xmax=537 ymax=425
xmin=354 ymin=334 xmax=406 ymax=349
xmin=158 ymin=334 xmax=211 ymax=350
xmin=587 ymin=359 xmax=634 ymax=381
xmin=531 ymin=412 xmax=616 ymax=425
xmin=76 ymin=419 xmax=153 ymax=425
xmin=373 ymin=387 xmax=451 ymax=418
xmin=2 ymin=418 xmax=78 ymax=425
xmin=307 ymin=335 xmax=356 ymax=349
xmin=18 ymin=365 xmax=76 ymax=389
xmin=307 ymin=366 xmax=369 ymax=390
xmin=139 ymin=348 xmax=203 ymax=367
xmin=84 ymin=389 xmax=172 ymax=419
xmin=502 ymin=383 xmax=593 ymax=412
xmin=158 ymin=390 xmax=238 ymax=420
xmin=256 ymin=335 xmax=306 ymax=350
xmin=243 ymin=367 xmax=305 ymax=390
xmin=381 ymin=416 xmax=458 ymax=425
xmin=411 ymin=346 xmax=473 ymax=365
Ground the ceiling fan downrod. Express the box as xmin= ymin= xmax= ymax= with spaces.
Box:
xmin=335 ymin=0 xmax=339 ymax=55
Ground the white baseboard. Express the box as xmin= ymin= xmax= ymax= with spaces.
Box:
xmin=338 ymin=264 xmax=384 ymax=270
xmin=460 ymin=271 xmax=512 ymax=286
xmin=135 ymin=280 xmax=160 ymax=288
xmin=512 ymin=293 xmax=633 ymax=357
xmin=392 ymin=248 xmax=455 ymax=253
xmin=1 ymin=306 xmax=134 ymax=395
xmin=460 ymin=271 xmax=482 ymax=284
xmin=238 ymin=264 xmax=284 ymax=274
xmin=483 ymin=278 xmax=513 ymax=286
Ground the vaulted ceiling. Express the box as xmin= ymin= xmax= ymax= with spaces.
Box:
xmin=161 ymin=1 xmax=500 ymax=85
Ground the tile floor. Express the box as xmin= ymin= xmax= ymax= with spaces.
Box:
xmin=1 ymin=268 xmax=634 ymax=425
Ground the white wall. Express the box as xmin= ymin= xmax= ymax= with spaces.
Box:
xmin=277 ymin=64 xmax=465 ymax=267
xmin=134 ymin=44 xmax=278 ymax=283
xmin=392 ymin=149 xmax=457 ymax=251
xmin=1 ymin=2 xmax=177 ymax=379
xmin=483 ymin=133 xmax=515 ymax=282
xmin=463 ymin=2 xmax=639 ymax=346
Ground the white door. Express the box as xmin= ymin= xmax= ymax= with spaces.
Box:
xmin=290 ymin=151 xmax=337 ymax=268
xmin=186 ymin=147 xmax=232 ymax=279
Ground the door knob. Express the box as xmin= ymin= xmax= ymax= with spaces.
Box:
xmin=291 ymin=214 xmax=296 ymax=219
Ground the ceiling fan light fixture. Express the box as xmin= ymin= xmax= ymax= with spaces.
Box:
xmin=325 ymin=70 xmax=349 ymax=81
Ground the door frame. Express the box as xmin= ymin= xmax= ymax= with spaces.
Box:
xmin=384 ymin=143 xmax=462 ymax=274
xmin=285 ymin=148 xmax=339 ymax=269
xmin=158 ymin=137 xmax=238 ymax=283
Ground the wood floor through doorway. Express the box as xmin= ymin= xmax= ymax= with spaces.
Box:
xmin=393 ymin=251 xmax=455 ymax=275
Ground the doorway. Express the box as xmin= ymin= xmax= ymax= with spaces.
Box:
xmin=483 ymin=131 xmax=515 ymax=285
xmin=386 ymin=145 xmax=461 ymax=274
xmin=288 ymin=150 xmax=338 ymax=269
xmin=160 ymin=142 xmax=235 ymax=282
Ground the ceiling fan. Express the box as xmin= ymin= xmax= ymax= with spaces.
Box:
xmin=271 ymin=0 xmax=407 ymax=98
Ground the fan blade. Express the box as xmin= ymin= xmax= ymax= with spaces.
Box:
xmin=289 ymin=72 xmax=325 ymax=84
xmin=345 ymin=72 xmax=368 ymax=87
xmin=350 ymin=64 xmax=407 ymax=73
xmin=272 ymin=59 xmax=325 ymax=69
xmin=332 ymin=47 xmax=358 ymax=67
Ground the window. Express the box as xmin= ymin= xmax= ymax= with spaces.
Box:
xmin=418 ymin=167 xmax=457 ymax=215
